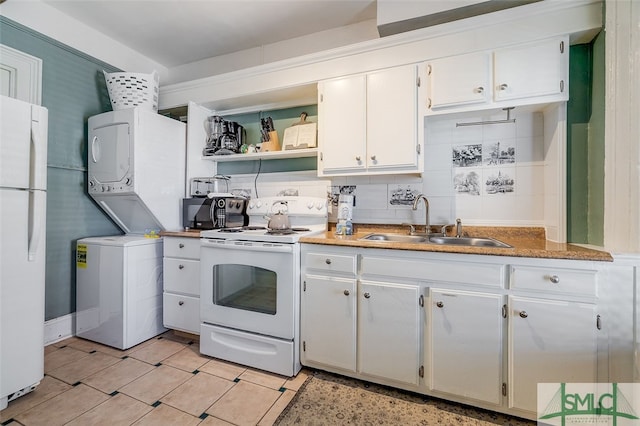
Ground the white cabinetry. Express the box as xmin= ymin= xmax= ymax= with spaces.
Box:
xmin=300 ymin=244 xmax=605 ymax=421
xmin=162 ymin=236 xmax=201 ymax=334
xmin=507 ymin=264 xmax=598 ymax=414
xmin=358 ymin=280 xmax=421 ymax=385
xmin=427 ymin=289 xmax=503 ymax=405
xmin=300 ymin=247 xmax=422 ymax=386
xmin=301 ymin=251 xmax=357 ymax=372
xmin=318 ymin=64 xmax=421 ymax=176
xmin=425 ymin=36 xmax=568 ymax=114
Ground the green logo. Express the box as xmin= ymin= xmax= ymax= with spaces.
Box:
xmin=539 ymin=383 xmax=639 ymax=425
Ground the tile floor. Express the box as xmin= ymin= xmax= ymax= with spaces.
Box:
xmin=0 ymin=331 xmax=306 ymax=426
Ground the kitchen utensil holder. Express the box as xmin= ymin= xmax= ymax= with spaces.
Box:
xmin=261 ymin=131 xmax=280 ymax=152
xmin=103 ymin=70 xmax=159 ymax=112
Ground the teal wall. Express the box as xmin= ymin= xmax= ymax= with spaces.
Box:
xmin=1 ymin=17 xmax=122 ymax=320
xmin=567 ymin=32 xmax=605 ymax=245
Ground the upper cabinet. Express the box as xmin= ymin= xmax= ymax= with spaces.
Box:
xmin=425 ymin=36 xmax=569 ymax=115
xmin=317 ymin=64 xmax=423 ymax=176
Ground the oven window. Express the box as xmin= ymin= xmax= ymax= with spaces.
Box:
xmin=212 ymin=264 xmax=277 ymax=315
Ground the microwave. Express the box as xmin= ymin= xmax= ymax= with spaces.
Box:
xmin=182 ymin=196 xmax=248 ymax=230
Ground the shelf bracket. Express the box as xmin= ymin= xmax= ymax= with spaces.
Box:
xmin=455 ymin=107 xmax=516 ymax=127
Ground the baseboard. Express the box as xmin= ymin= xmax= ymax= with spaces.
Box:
xmin=44 ymin=313 xmax=75 ymax=346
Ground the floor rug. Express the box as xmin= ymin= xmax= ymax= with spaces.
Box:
xmin=275 ymin=369 xmax=536 ymax=425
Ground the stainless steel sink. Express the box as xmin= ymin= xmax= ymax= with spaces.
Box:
xmin=428 ymin=236 xmax=512 ymax=248
xmin=359 ymin=233 xmax=428 ymax=243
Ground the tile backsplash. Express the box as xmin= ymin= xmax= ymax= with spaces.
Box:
xmin=223 ymin=108 xmax=548 ymax=229
xmin=330 ymin=108 xmax=546 ymax=228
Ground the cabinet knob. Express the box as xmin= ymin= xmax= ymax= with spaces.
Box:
xmin=325 ymin=258 xmax=332 ymax=265
xmin=549 ymin=275 xmax=560 ymax=284
xmin=178 ymin=264 xmax=184 ymax=270
xmin=436 ymin=301 xmax=444 ymax=308
xmin=179 ymin=243 xmax=185 ymax=248
xmin=355 ymin=156 xmax=361 ymax=162
xmin=343 ymin=290 xmax=350 ymax=296
xmin=364 ymin=292 xmax=371 ymax=299
xmin=475 ymin=86 xmax=484 ymax=93
xmin=499 ymin=83 xmax=509 ymax=91
xmin=370 ymin=155 xmax=377 ymax=161
xmin=519 ymin=311 xmax=528 ymax=318
xmin=178 ymin=301 xmax=184 ymax=306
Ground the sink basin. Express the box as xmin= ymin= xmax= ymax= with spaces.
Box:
xmin=428 ymin=236 xmax=512 ymax=248
xmin=359 ymin=233 xmax=428 ymax=243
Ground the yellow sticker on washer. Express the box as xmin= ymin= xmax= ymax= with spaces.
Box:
xmin=77 ymin=244 xmax=87 ymax=269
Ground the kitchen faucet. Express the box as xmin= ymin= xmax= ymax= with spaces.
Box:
xmin=412 ymin=194 xmax=430 ymax=235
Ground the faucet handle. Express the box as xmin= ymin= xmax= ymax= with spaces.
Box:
xmin=402 ymin=223 xmax=417 ymax=235
xmin=455 ymin=218 xmax=463 ymax=238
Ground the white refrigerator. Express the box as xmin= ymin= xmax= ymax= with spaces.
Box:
xmin=0 ymin=95 xmax=48 ymax=410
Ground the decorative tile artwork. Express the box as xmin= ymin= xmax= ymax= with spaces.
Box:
xmin=329 ymin=185 xmax=356 ymax=207
xmin=388 ymin=184 xmax=421 ymax=207
xmin=453 ymin=141 xmax=517 ymax=196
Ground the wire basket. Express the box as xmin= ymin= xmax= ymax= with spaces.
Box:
xmin=103 ymin=70 xmax=159 ymax=111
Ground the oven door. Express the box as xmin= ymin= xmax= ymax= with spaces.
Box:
xmin=200 ymin=238 xmax=298 ymax=340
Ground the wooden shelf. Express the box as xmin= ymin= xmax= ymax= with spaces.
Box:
xmin=201 ymin=148 xmax=318 ymax=162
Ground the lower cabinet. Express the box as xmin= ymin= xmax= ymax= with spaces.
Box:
xmin=300 ymin=244 xmax=606 ymax=421
xmin=301 ymin=275 xmax=357 ymax=372
xmin=427 ymin=289 xmax=503 ymax=405
xmin=162 ymin=236 xmax=201 ymax=334
xmin=358 ymin=280 xmax=421 ymax=385
xmin=508 ymin=296 xmax=597 ymax=413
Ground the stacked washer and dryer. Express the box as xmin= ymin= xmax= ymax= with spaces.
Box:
xmin=75 ymin=108 xmax=185 ymax=349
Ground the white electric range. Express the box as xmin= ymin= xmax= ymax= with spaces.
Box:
xmin=199 ymin=196 xmax=328 ymax=376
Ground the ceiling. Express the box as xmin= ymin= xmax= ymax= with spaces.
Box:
xmin=42 ymin=0 xmax=378 ymax=68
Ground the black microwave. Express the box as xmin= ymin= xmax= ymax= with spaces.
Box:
xmin=182 ymin=196 xmax=248 ymax=230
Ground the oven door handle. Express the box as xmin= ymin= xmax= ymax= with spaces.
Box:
xmin=201 ymin=239 xmax=293 ymax=253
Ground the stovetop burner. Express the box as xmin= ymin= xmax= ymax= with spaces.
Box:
xmin=266 ymin=229 xmax=296 ymax=235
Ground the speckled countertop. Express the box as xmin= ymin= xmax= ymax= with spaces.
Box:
xmin=160 ymin=226 xmax=612 ymax=261
xmin=299 ymin=224 xmax=613 ymax=262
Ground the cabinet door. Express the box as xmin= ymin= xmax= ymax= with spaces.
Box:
xmin=301 ymin=275 xmax=357 ymax=372
xmin=494 ymin=38 xmax=567 ymax=102
xmin=358 ymin=280 xmax=421 ymax=385
xmin=508 ymin=296 xmax=597 ymax=414
xmin=426 ymin=52 xmax=491 ymax=110
xmin=366 ymin=65 xmax=419 ymax=170
xmin=318 ymin=75 xmax=366 ymax=174
xmin=428 ymin=289 xmax=503 ymax=405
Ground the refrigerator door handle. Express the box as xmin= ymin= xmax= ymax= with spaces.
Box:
xmin=30 ymin=107 xmax=47 ymax=190
xmin=28 ymin=190 xmax=45 ymax=262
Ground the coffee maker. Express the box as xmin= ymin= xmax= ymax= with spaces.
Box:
xmin=203 ymin=116 xmax=245 ymax=156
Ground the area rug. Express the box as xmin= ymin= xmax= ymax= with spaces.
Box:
xmin=275 ymin=369 xmax=536 ymax=425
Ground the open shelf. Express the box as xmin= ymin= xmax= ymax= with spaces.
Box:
xmin=201 ymin=147 xmax=318 ymax=162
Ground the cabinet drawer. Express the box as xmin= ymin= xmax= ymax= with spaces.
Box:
xmin=163 ymin=293 xmax=200 ymax=334
xmin=509 ymin=265 xmax=597 ymax=297
xmin=305 ymin=252 xmax=357 ymax=275
xmin=361 ymin=256 xmax=504 ymax=288
xmin=163 ymin=258 xmax=200 ymax=295
xmin=164 ymin=237 xmax=200 ymax=259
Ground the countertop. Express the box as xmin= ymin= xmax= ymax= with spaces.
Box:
xmin=299 ymin=225 xmax=613 ymax=262
xmin=160 ymin=226 xmax=612 ymax=262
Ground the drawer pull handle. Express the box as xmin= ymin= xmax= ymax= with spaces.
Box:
xmin=364 ymin=292 xmax=371 ymax=299
xmin=343 ymin=290 xmax=350 ymax=296
xmin=436 ymin=301 xmax=444 ymax=308
xmin=178 ymin=301 xmax=184 ymax=306
xmin=549 ymin=275 xmax=560 ymax=284
xmin=325 ymin=258 xmax=332 ymax=265
xmin=178 ymin=264 xmax=184 ymax=270
xmin=179 ymin=243 xmax=184 ymax=248
xmin=499 ymin=83 xmax=509 ymax=91
xmin=475 ymin=86 xmax=484 ymax=94
xmin=519 ymin=311 xmax=528 ymax=318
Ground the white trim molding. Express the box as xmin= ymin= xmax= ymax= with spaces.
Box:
xmin=0 ymin=44 xmax=42 ymax=104
xmin=44 ymin=313 xmax=75 ymax=346
xmin=603 ymin=0 xmax=640 ymax=253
